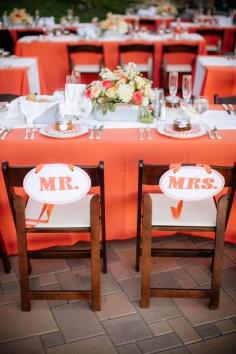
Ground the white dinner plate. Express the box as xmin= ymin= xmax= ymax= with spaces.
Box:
xmin=157 ymin=124 xmax=206 ymax=139
xmin=39 ymin=124 xmax=88 ymax=139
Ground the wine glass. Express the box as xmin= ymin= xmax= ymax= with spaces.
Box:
xmin=169 ymin=71 xmax=178 ymax=102
xmin=65 ymin=75 xmax=79 ymax=117
xmin=152 ymin=88 xmax=164 ymax=119
xmin=182 ymin=75 xmax=192 ymax=104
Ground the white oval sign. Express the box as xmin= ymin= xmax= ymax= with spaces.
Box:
xmin=23 ymin=164 xmax=91 ymax=205
xmin=159 ymin=166 xmax=225 ymax=201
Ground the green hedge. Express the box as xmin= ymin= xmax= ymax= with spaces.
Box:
xmin=0 ymin=0 xmax=134 ymax=22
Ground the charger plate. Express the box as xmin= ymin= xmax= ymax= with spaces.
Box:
xmin=40 ymin=124 xmax=88 ymax=139
xmin=157 ymin=123 xmax=206 ymax=139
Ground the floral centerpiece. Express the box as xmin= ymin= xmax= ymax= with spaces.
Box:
xmin=99 ymin=12 xmax=129 ymax=35
xmin=157 ymin=1 xmax=177 ymax=16
xmin=9 ymin=8 xmax=33 ymax=25
xmin=85 ymin=63 xmax=153 ymax=122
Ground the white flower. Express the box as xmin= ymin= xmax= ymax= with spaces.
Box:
xmin=117 ymin=83 xmax=134 ymax=103
xmin=144 ymin=85 xmax=152 ymax=98
xmin=125 ymin=62 xmax=140 ymax=79
xmin=135 ymin=76 xmax=146 ymax=89
xmin=100 ymin=68 xmax=118 ymax=81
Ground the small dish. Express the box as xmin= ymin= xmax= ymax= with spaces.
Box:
xmin=39 ymin=124 xmax=88 ymax=139
xmin=157 ymin=124 xmax=206 ymax=139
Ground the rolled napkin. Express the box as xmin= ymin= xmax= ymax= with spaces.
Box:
xmin=6 ymin=95 xmax=59 ymax=126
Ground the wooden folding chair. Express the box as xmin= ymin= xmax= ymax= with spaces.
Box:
xmin=119 ymin=43 xmax=154 ymax=80
xmin=67 ymin=44 xmax=104 ymax=82
xmin=0 ymin=231 xmax=11 ymax=273
xmin=2 ymin=161 xmax=107 ymax=311
xmin=136 ymin=161 xmax=236 ymax=309
xmin=161 ymin=43 xmax=198 ymax=89
xmin=196 ymin=28 xmax=224 ymax=54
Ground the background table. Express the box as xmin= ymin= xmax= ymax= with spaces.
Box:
xmin=16 ymin=34 xmax=206 ymax=94
xmin=0 ymin=119 xmax=236 ymax=254
xmin=193 ymin=56 xmax=236 ymax=102
xmin=0 ymin=57 xmax=45 ymax=95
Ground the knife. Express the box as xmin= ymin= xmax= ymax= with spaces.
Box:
xmin=222 ymin=104 xmax=231 ymax=115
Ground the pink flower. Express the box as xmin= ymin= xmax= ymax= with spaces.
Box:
xmin=102 ymin=80 xmax=112 ymax=89
xmin=132 ymin=91 xmax=143 ymax=105
xmin=85 ymin=88 xmax=92 ymax=98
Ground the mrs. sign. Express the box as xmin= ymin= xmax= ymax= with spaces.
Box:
xmin=159 ymin=165 xmax=225 ymax=201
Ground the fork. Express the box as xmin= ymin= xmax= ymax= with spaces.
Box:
xmin=30 ymin=127 xmax=38 ymax=140
xmin=89 ymin=125 xmax=96 ymax=140
xmin=139 ymin=128 xmax=144 ymax=141
xmin=229 ymin=104 xmax=236 ymax=115
xmin=146 ymin=127 xmax=152 ymax=140
xmin=213 ymin=126 xmax=222 ymax=140
xmin=96 ymin=125 xmax=104 ymax=140
xmin=24 ymin=128 xmax=31 ymax=140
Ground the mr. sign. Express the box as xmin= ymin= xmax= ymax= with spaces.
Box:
xmin=159 ymin=165 xmax=225 ymax=201
xmin=23 ymin=164 xmax=91 ymax=204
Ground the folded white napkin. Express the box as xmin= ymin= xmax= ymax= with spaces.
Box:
xmin=6 ymin=96 xmax=59 ymax=126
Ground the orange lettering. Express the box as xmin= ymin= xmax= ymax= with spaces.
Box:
xmin=168 ymin=176 xmax=185 ymax=189
xmin=201 ymin=178 xmax=215 ymax=189
xmin=58 ymin=176 xmax=74 ymax=190
xmin=186 ymin=178 xmax=201 ymax=189
xmin=39 ymin=177 xmax=56 ymax=191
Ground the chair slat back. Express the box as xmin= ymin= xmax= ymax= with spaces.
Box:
xmin=16 ymin=30 xmax=44 ymax=39
xmin=162 ymin=44 xmax=198 ymax=54
xmin=214 ymin=95 xmax=236 ymax=104
xmin=67 ymin=44 xmax=103 ymax=54
xmin=119 ymin=44 xmax=154 ymax=53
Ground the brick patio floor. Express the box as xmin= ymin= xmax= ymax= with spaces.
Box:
xmin=1 ymin=235 xmax=236 ymax=354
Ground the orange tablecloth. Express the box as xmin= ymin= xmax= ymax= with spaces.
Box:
xmin=16 ymin=39 xmax=206 ymax=94
xmin=201 ymin=67 xmax=236 ymax=103
xmin=0 ymin=126 xmax=236 ymax=254
xmin=0 ymin=67 xmax=29 ymax=95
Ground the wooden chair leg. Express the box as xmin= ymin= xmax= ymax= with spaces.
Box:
xmin=0 ymin=232 xmax=11 ymax=273
xmin=14 ymin=195 xmax=31 ymax=311
xmin=140 ymin=194 xmax=152 ymax=308
xmin=210 ymin=195 xmax=228 ymax=310
xmin=91 ymin=195 xmax=101 ymax=311
xmin=136 ymin=217 xmax=141 ymax=272
xmin=101 ymin=221 xmax=107 ymax=274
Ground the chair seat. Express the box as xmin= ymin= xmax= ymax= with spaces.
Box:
xmin=150 ymin=193 xmax=217 ymax=227
xmin=25 ymin=195 xmax=93 ymax=228
xmin=165 ymin=64 xmax=192 ymax=73
xmin=73 ymin=64 xmax=101 ymax=73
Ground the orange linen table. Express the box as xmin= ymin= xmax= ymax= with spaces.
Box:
xmin=0 ymin=126 xmax=236 ymax=255
xmin=16 ymin=37 xmax=206 ymax=94
xmin=202 ymin=67 xmax=236 ymax=103
xmin=0 ymin=67 xmax=29 ymax=95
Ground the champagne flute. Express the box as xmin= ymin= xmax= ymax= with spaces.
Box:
xmin=169 ymin=71 xmax=178 ymax=102
xmin=182 ymin=75 xmax=192 ymax=104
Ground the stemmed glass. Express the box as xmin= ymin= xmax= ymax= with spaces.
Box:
xmin=169 ymin=71 xmax=178 ymax=102
xmin=65 ymin=74 xmax=80 ymax=116
xmin=182 ymin=75 xmax=192 ymax=104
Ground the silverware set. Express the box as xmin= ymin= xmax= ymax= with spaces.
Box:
xmin=207 ymin=126 xmax=222 ymax=140
xmin=139 ymin=127 xmax=152 ymax=141
xmin=89 ymin=125 xmax=104 ymax=140
xmin=222 ymin=104 xmax=236 ymax=115
xmin=24 ymin=127 xmax=38 ymax=140
xmin=0 ymin=126 xmax=11 ymax=140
